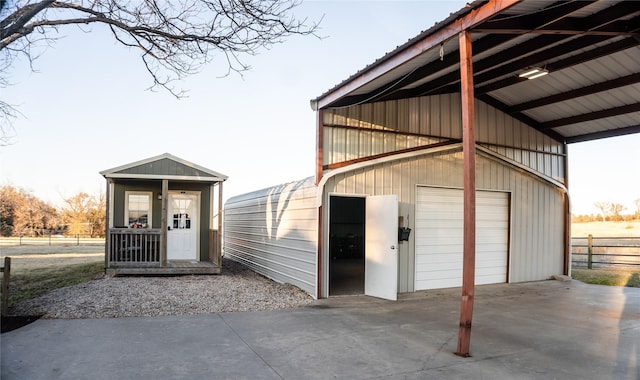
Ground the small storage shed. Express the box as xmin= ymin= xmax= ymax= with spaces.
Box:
xmin=225 ymin=0 xmax=640 ymax=301
xmin=101 ymin=153 xmax=227 ymax=275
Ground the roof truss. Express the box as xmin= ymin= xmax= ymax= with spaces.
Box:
xmin=315 ymin=0 xmax=640 ymax=144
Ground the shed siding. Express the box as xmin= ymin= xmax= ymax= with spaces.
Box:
xmin=323 ymin=96 xmax=565 ymax=182
xmin=224 ymin=178 xmax=318 ymax=297
xmin=119 ymin=158 xmax=212 ymax=178
xmin=112 ymin=181 xmax=213 ymax=261
xmin=322 ymin=149 xmax=565 ymax=293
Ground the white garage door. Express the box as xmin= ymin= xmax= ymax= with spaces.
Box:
xmin=415 ymin=187 xmax=509 ymax=291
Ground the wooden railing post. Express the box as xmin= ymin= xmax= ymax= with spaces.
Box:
xmin=1 ymin=257 xmax=11 ymax=317
xmin=587 ymin=234 xmax=593 ymax=269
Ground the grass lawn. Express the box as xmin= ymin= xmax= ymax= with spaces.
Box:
xmin=1 ymin=244 xmax=105 ymax=308
xmin=8 ymin=261 xmax=104 ymax=304
xmin=572 ymin=267 xmax=640 ymax=287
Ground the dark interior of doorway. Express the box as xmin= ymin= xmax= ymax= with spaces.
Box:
xmin=329 ymin=196 xmax=365 ymax=296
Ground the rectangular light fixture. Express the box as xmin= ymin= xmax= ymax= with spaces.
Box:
xmin=519 ymin=67 xmax=549 ymax=80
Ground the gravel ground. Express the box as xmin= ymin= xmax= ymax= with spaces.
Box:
xmin=9 ymin=259 xmax=314 ymax=319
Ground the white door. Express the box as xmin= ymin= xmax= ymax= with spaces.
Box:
xmin=415 ymin=187 xmax=509 ymax=291
xmin=167 ymin=192 xmax=199 ymax=260
xmin=365 ymin=195 xmax=399 ymax=301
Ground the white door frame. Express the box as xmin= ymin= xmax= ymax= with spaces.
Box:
xmin=167 ymin=191 xmax=200 ymax=261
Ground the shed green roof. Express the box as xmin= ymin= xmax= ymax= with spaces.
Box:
xmin=100 ymin=153 xmax=228 ymax=182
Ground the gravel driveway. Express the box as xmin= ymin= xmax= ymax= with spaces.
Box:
xmin=9 ymin=259 xmax=314 ymax=319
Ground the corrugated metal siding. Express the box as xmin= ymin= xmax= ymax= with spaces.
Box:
xmin=322 ymin=149 xmax=565 ymax=293
xmin=323 ymin=95 xmax=565 ymax=182
xmin=224 ymin=177 xmax=318 ymax=297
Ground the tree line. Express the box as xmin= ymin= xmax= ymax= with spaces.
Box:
xmin=572 ymin=199 xmax=640 ymax=223
xmin=0 ymin=185 xmax=105 ymax=237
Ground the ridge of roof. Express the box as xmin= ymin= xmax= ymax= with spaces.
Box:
xmin=100 ymin=153 xmax=228 ymax=180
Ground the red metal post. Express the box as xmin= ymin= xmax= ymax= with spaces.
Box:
xmin=456 ymin=30 xmax=476 ymax=357
xmin=315 ymin=109 xmax=324 ymax=185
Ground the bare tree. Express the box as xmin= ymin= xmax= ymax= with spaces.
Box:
xmin=62 ymin=191 xmax=106 ymax=237
xmin=608 ymin=203 xmax=626 ymax=222
xmin=593 ymin=201 xmax=611 ymax=222
xmin=1 ymin=0 xmax=320 ymax=141
xmin=0 ymin=185 xmax=61 ymax=236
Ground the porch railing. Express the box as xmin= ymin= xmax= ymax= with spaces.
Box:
xmin=108 ymin=228 xmax=161 ymax=266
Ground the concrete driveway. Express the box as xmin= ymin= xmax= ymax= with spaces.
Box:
xmin=2 ymin=280 xmax=638 ymax=379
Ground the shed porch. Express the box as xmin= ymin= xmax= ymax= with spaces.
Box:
xmin=105 ymin=227 xmax=221 ymax=275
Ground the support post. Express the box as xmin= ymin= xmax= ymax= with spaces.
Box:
xmin=456 ymin=30 xmax=477 ymax=358
xmin=587 ymin=234 xmax=593 ymax=269
xmin=218 ymin=181 xmax=224 ymax=267
xmin=563 ymin=143 xmax=571 ymax=276
xmin=161 ymin=179 xmax=169 ymax=267
xmin=315 ymin=109 xmax=324 ymax=185
xmin=1 ymin=257 xmax=11 ymax=317
xmin=105 ymin=179 xmax=112 ymax=269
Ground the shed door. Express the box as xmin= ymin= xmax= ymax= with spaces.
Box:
xmin=415 ymin=187 xmax=509 ymax=291
xmin=365 ymin=195 xmax=398 ymax=301
xmin=167 ymin=192 xmax=199 ymax=260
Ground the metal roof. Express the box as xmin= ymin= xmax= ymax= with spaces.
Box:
xmin=311 ymin=0 xmax=640 ymax=144
xmin=100 ymin=153 xmax=228 ymax=182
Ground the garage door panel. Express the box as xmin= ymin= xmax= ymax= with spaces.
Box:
xmin=415 ymin=252 xmax=460 ymax=265
xmin=415 ymin=187 xmax=509 ymax=291
xmin=415 ymin=261 xmax=461 ymax=272
xmin=416 ymin=278 xmax=461 ymax=289
xmin=415 ymin=245 xmax=463 ymax=256
xmin=417 ymin=268 xmax=464 ymax=280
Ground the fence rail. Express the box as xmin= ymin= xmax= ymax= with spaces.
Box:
xmin=571 ymin=235 xmax=640 ymax=268
xmin=0 ymin=235 xmax=105 ymax=246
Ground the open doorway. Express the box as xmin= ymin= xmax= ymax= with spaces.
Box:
xmin=329 ymin=196 xmax=365 ymax=296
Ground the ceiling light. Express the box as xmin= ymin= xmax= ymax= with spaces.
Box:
xmin=518 ymin=67 xmax=549 ymax=80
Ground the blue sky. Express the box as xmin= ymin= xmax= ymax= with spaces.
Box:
xmin=1 ymin=0 xmax=639 ymax=216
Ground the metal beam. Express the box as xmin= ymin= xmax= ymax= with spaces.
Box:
xmin=511 ymin=73 xmax=640 ymax=111
xmin=539 ymin=103 xmax=640 ymax=130
xmin=474 ymin=36 xmax=639 ymax=94
xmin=473 ymin=1 xmax=640 ymax=34
xmin=565 ymin=124 xmax=640 ymax=143
xmin=330 ymin=34 xmax=518 ymax=108
xmin=456 ymin=30 xmax=476 ymax=358
xmin=471 ymin=0 xmax=597 ymax=33
xmin=312 ymin=0 xmax=520 ymax=110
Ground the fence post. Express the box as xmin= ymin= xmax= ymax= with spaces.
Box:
xmin=76 ymin=234 xmax=80 ymax=246
xmin=1 ymin=257 xmax=11 ymax=317
xmin=587 ymin=234 xmax=593 ymax=269
xmin=49 ymin=231 xmax=52 ymax=246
